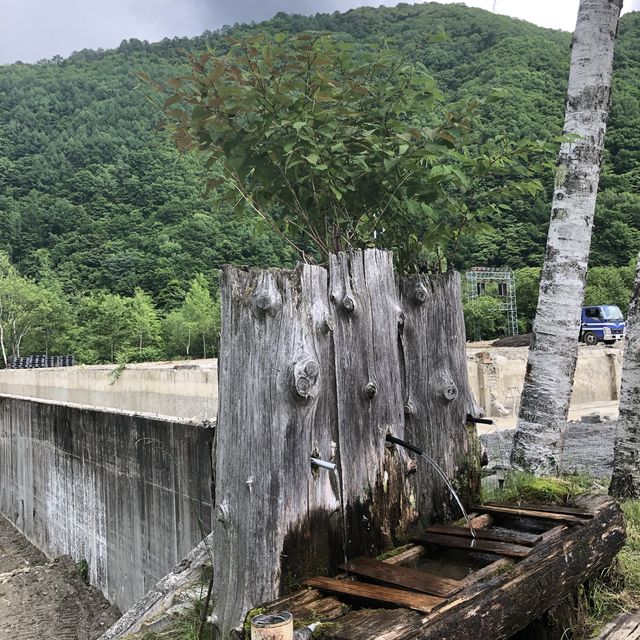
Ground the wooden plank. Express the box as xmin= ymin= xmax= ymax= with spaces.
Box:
xmin=339 ymin=556 xmax=462 ymax=597
xmin=484 ymin=501 xmax=594 ymax=519
xmin=411 ymin=533 xmax=531 ymax=558
xmin=425 ymin=524 xmax=542 ymax=547
xmin=256 ymin=496 xmax=625 ymax=640
xmin=383 ymin=545 xmax=426 ymax=565
xmin=212 ymin=264 xmax=342 ymax=637
xmin=382 ymin=516 xmax=495 ymax=567
xmin=304 ymin=577 xmax=444 ymax=613
xmin=329 ymin=250 xmax=413 ymax=559
xmin=472 ymin=504 xmax=588 ymax=525
xmin=596 ymin=609 xmax=640 ymax=639
xmin=399 ymin=272 xmax=479 ymax=529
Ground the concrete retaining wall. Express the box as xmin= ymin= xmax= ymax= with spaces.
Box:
xmin=0 ymin=395 xmax=213 ymax=611
xmin=0 ymin=361 xmax=218 ymax=420
xmin=467 ymin=345 xmax=623 ymax=418
xmin=0 ymin=349 xmax=621 ymax=423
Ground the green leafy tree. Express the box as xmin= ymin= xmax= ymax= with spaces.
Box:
xmin=515 ymin=267 xmax=541 ymax=332
xmin=0 ymin=254 xmax=47 ymax=365
xmin=75 ymin=292 xmax=133 ymax=363
xmin=128 ymin=287 xmax=162 ymax=361
xmin=463 ymin=294 xmax=507 ymax=342
xmin=584 ymin=265 xmax=633 ymax=313
xmin=181 ymin=274 xmax=219 ymax=358
xmin=162 ymin=308 xmax=193 ymax=358
xmin=157 ymin=33 xmax=550 ymax=271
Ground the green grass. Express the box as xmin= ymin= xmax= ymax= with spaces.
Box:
xmin=482 ymin=471 xmax=608 ymax=505
xmin=580 ymin=500 xmax=640 ymax=637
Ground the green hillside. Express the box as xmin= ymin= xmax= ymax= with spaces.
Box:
xmin=0 ymin=2 xmax=639 ymax=359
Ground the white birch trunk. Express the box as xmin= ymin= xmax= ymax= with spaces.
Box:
xmin=610 ymin=253 xmax=640 ymax=497
xmin=510 ymin=0 xmax=622 ymax=475
xmin=0 ymin=323 xmax=7 ymax=367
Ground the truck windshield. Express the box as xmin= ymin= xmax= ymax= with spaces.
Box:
xmin=601 ymin=305 xmax=624 ymax=321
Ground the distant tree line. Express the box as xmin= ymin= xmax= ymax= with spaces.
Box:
xmin=0 ymin=252 xmax=219 ymax=365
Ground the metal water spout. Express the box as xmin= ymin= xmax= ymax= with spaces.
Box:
xmin=467 ymin=414 xmax=494 ymax=425
xmin=385 ymin=434 xmax=476 ymax=538
xmin=311 ymin=457 xmax=337 ymax=471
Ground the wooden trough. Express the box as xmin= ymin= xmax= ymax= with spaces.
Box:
xmin=256 ymin=495 xmax=625 ymax=640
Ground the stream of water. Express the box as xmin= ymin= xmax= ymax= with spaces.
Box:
xmin=418 ymin=452 xmax=476 ymax=539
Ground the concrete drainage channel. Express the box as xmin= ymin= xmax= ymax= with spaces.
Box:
xmin=0 ymin=514 xmax=120 ymax=640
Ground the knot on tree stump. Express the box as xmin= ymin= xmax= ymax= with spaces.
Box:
xmin=342 ymin=295 xmax=356 ymax=313
xmin=215 ymin=500 xmax=230 ymax=527
xmin=253 ymin=279 xmax=280 ymax=316
xmin=321 ymin=316 xmax=334 ymax=334
xmin=412 ymin=285 xmax=428 ymax=305
xmin=440 ymin=382 xmax=459 ymax=402
xmin=292 ymin=356 xmax=321 ymax=400
xmin=364 ymin=381 xmax=378 ymax=399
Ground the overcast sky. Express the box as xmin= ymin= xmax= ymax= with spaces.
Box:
xmin=1 ymin=0 xmax=639 ymax=65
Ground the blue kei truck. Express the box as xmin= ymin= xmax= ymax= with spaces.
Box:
xmin=580 ymin=305 xmax=626 ymax=345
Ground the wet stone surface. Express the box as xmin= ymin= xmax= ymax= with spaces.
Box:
xmin=0 ymin=515 xmax=121 ymax=640
xmin=481 ymin=420 xmax=617 ymax=480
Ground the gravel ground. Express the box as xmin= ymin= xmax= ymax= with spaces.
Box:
xmin=0 ymin=516 xmax=121 ymax=640
xmin=481 ymin=420 xmax=617 ymax=480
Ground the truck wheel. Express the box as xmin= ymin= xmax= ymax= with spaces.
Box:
xmin=583 ymin=331 xmax=598 ymax=346
xmin=604 ymin=339 xmax=616 ymax=345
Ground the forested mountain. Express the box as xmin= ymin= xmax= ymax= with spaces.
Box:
xmin=1 ymin=2 xmax=639 ymax=359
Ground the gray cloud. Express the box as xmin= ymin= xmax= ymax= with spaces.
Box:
xmin=1 ymin=0 xmax=400 ymax=63
xmin=1 ymin=0 xmax=638 ymax=65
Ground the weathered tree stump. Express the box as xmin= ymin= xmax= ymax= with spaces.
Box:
xmin=399 ymin=272 xmax=480 ymax=526
xmin=211 ymin=250 xmax=479 ymax=637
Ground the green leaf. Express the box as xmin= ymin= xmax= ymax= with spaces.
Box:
xmin=305 ymin=153 xmax=319 ymax=165
xmin=330 ymin=184 xmax=343 ymax=201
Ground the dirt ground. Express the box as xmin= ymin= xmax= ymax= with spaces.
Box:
xmin=0 ymin=515 xmax=121 ymax=640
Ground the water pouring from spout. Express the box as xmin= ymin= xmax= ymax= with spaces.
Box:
xmin=386 ymin=434 xmax=476 ymax=539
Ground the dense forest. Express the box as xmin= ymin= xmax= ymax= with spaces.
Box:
xmin=1 ymin=2 xmax=639 ymax=360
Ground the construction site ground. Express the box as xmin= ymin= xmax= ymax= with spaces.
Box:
xmin=0 ymin=515 xmax=120 ymax=640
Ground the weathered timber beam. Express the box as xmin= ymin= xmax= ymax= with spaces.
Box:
xmin=596 ymin=609 xmax=640 ymax=639
xmin=483 ymin=502 xmax=594 ymax=519
xmin=339 ymin=557 xmax=462 ymax=597
xmin=472 ymin=504 xmax=588 ymax=525
xmin=425 ymin=524 xmax=542 ymax=546
xmin=303 ymin=577 xmax=444 ymax=613
xmin=411 ymin=532 xmax=531 ymax=558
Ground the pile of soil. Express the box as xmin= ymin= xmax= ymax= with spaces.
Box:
xmin=0 ymin=516 xmax=121 ymax=640
xmin=491 ymin=333 xmax=533 ymax=348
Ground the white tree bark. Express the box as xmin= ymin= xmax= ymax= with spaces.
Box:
xmin=610 ymin=253 xmax=640 ymax=497
xmin=511 ymin=0 xmax=622 ymax=475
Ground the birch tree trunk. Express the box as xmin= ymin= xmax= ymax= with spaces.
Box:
xmin=610 ymin=253 xmax=640 ymax=497
xmin=0 ymin=322 xmax=7 ymax=367
xmin=510 ymin=0 xmax=622 ymax=475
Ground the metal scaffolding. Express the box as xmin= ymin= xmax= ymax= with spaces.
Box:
xmin=465 ymin=267 xmax=518 ymax=336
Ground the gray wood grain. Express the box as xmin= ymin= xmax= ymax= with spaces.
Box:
xmin=399 ymin=271 xmax=479 ymax=528
xmin=329 ymin=250 xmax=414 ymax=560
xmin=212 ymin=264 xmax=341 ymax=638
xmin=212 ymin=251 xmax=478 ymax=635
